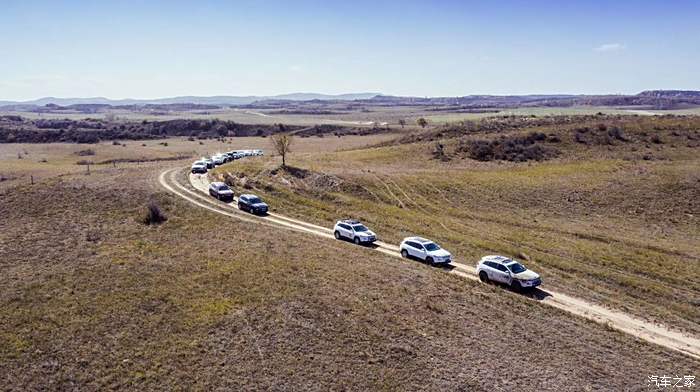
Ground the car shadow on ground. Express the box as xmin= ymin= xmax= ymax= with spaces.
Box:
xmin=336 ymin=238 xmax=380 ymax=247
xmin=489 ymin=281 xmax=553 ymax=301
xmin=400 ymin=254 xmax=456 ymax=270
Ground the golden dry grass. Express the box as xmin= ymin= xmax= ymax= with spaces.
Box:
xmin=212 ymin=118 xmax=700 ymax=335
xmin=1 ymin=164 xmax=697 ymax=390
xmin=1 ymin=119 xmax=699 ymax=389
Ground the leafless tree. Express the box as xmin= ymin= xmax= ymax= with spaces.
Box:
xmin=270 ymin=133 xmax=293 ymax=167
xmin=398 ymin=119 xmax=406 ymax=128
xmin=417 ymin=117 xmax=428 ymax=128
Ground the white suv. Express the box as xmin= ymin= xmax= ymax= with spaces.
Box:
xmin=399 ymin=237 xmax=452 ymax=264
xmin=476 ymin=255 xmax=542 ymax=291
xmin=212 ymin=154 xmax=225 ymax=165
xmin=333 ymin=219 xmax=377 ymax=245
xmin=191 ymin=161 xmax=208 ymax=174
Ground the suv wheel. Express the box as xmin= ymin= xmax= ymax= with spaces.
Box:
xmin=479 ymin=271 xmax=489 ymax=283
xmin=353 ymin=237 xmax=361 ymax=245
xmin=511 ymin=280 xmax=522 ymax=292
xmin=334 ymin=231 xmax=341 ymax=240
xmin=401 ymin=249 xmax=408 ymax=258
xmin=425 ymin=256 xmax=434 ymax=265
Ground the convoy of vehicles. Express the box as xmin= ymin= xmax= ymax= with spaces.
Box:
xmin=190 ymin=147 xmax=542 ymax=292
xmin=192 ymin=149 xmax=263 ymax=171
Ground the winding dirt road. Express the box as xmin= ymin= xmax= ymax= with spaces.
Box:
xmin=159 ymin=167 xmax=700 ymax=360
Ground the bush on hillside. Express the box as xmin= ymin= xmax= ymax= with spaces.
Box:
xmin=459 ymin=132 xmax=559 ymax=162
xmin=142 ymin=200 xmax=167 ymax=225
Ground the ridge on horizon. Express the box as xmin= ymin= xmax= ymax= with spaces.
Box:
xmin=1 ymin=90 xmax=699 ymax=108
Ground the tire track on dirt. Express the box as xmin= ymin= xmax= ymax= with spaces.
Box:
xmin=159 ymin=167 xmax=700 ymax=361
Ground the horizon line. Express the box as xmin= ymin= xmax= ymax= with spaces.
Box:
xmin=3 ymin=89 xmax=697 ymax=103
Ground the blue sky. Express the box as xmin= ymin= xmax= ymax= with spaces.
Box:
xmin=1 ymin=0 xmax=699 ymax=100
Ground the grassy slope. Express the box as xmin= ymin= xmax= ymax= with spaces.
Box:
xmin=212 ymin=118 xmax=700 ymax=336
xmin=0 ymin=134 xmax=395 ymax=192
xmin=1 ymin=165 xmax=697 ymax=390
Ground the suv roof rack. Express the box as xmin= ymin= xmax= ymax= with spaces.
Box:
xmin=341 ymin=219 xmax=361 ymax=225
xmin=488 ymin=255 xmax=510 ymax=263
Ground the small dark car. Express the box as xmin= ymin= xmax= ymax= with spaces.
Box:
xmin=238 ymin=194 xmax=269 ymax=215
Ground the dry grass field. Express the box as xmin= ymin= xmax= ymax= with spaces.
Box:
xmin=0 ymin=160 xmax=697 ymax=390
xmin=211 ymin=115 xmax=700 ymax=336
xmin=0 ymin=134 xmax=396 ymax=190
xmin=6 ymin=105 xmax=697 ymax=129
xmin=1 ymin=115 xmax=699 ymax=390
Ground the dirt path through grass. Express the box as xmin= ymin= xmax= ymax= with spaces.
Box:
xmin=158 ymin=167 xmax=700 ymax=360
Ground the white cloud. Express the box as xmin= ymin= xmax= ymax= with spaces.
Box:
xmin=594 ymin=43 xmax=626 ymax=52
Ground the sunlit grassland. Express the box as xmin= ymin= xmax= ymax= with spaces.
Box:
xmin=212 ymin=138 xmax=700 ymax=334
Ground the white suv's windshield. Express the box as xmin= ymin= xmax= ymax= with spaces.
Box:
xmin=353 ymin=225 xmax=369 ymax=232
xmin=507 ymin=262 xmax=527 ymax=274
xmin=424 ymin=243 xmax=440 ymax=251
xmin=248 ymin=197 xmax=262 ymax=204
xmin=218 ymin=185 xmax=230 ymax=191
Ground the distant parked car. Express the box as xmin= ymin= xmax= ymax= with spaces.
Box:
xmin=238 ymin=194 xmax=269 ymax=215
xmin=209 ymin=182 xmax=234 ymax=202
xmin=191 ymin=161 xmax=207 ymax=174
xmin=253 ymin=149 xmax=263 ymax=156
xmin=201 ymin=158 xmax=214 ymax=169
xmin=333 ymin=219 xmax=377 ymax=245
xmin=399 ymin=237 xmax=452 ymax=264
xmin=475 ymin=255 xmax=542 ymax=291
xmin=212 ymin=155 xmax=225 ymax=165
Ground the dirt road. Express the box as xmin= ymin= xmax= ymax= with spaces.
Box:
xmin=159 ymin=167 xmax=700 ymax=360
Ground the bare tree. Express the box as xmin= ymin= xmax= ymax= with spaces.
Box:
xmin=416 ymin=117 xmax=428 ymax=128
xmin=270 ymin=132 xmax=293 ymax=167
xmin=398 ymin=119 xmax=406 ymax=128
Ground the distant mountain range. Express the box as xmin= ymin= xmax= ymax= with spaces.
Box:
xmin=1 ymin=90 xmax=699 ymax=111
xmin=0 ymin=92 xmax=382 ymax=107
xmin=363 ymin=90 xmax=700 ymax=110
